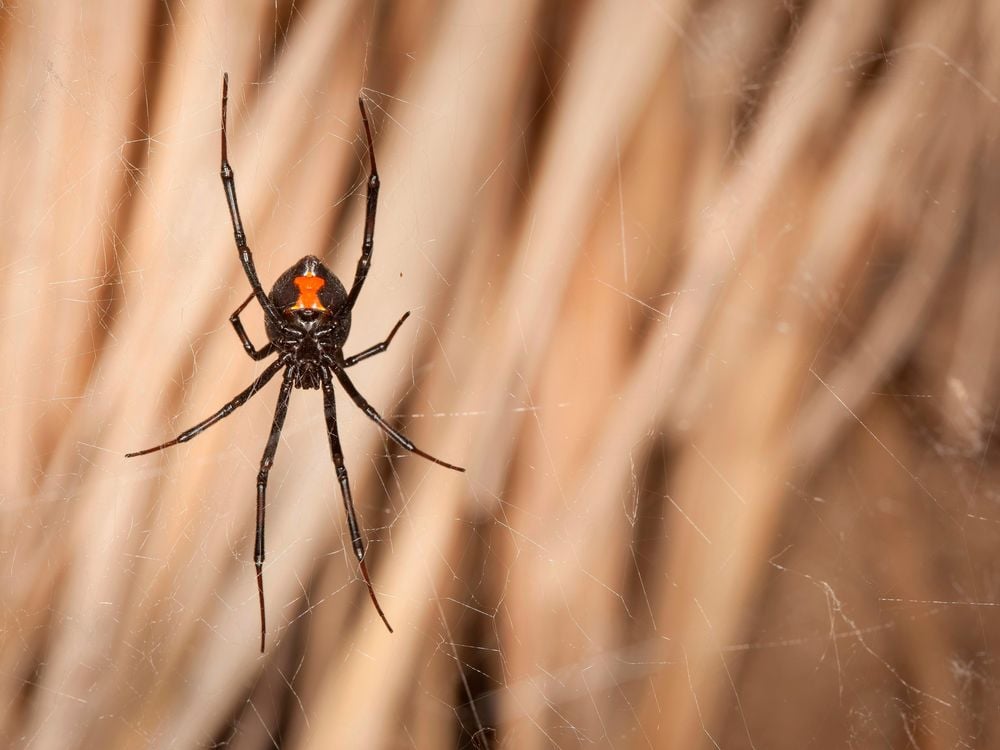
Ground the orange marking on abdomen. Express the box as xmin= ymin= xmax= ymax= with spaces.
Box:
xmin=291 ymin=276 xmax=327 ymax=310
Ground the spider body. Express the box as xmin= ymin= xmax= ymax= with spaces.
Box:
xmin=265 ymin=255 xmax=350 ymax=388
xmin=127 ymin=74 xmax=464 ymax=653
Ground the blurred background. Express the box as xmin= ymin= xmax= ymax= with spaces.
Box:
xmin=1 ymin=1 xmax=999 ymax=748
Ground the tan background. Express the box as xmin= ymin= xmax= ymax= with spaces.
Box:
xmin=1 ymin=1 xmax=999 ymax=748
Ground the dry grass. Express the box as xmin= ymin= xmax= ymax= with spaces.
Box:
xmin=1 ymin=1 xmax=999 ymax=748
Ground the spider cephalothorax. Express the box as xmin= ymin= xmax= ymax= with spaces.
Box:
xmin=126 ymin=74 xmax=464 ymax=653
xmin=286 ymin=334 xmax=326 ymax=390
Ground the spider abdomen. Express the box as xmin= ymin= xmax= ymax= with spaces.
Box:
xmin=265 ymin=255 xmax=351 ymax=348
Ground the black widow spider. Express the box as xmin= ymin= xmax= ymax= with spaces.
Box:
xmin=127 ymin=74 xmax=464 ymax=652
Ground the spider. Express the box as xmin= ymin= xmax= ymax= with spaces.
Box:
xmin=127 ymin=74 xmax=464 ymax=653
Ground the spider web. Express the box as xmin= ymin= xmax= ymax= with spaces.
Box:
xmin=2 ymin=2 xmax=1000 ymax=749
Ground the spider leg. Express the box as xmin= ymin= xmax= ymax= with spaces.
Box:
xmin=254 ymin=368 xmax=294 ymax=653
xmin=319 ymin=368 xmax=393 ymax=633
xmin=333 ymin=368 xmax=465 ymax=472
xmin=125 ymin=356 xmax=287 ymax=457
xmin=343 ymin=311 xmax=410 ymax=367
xmin=230 ymin=292 xmax=275 ymax=361
xmin=346 ymin=97 xmax=380 ymax=309
xmin=220 ymin=73 xmax=282 ymax=326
